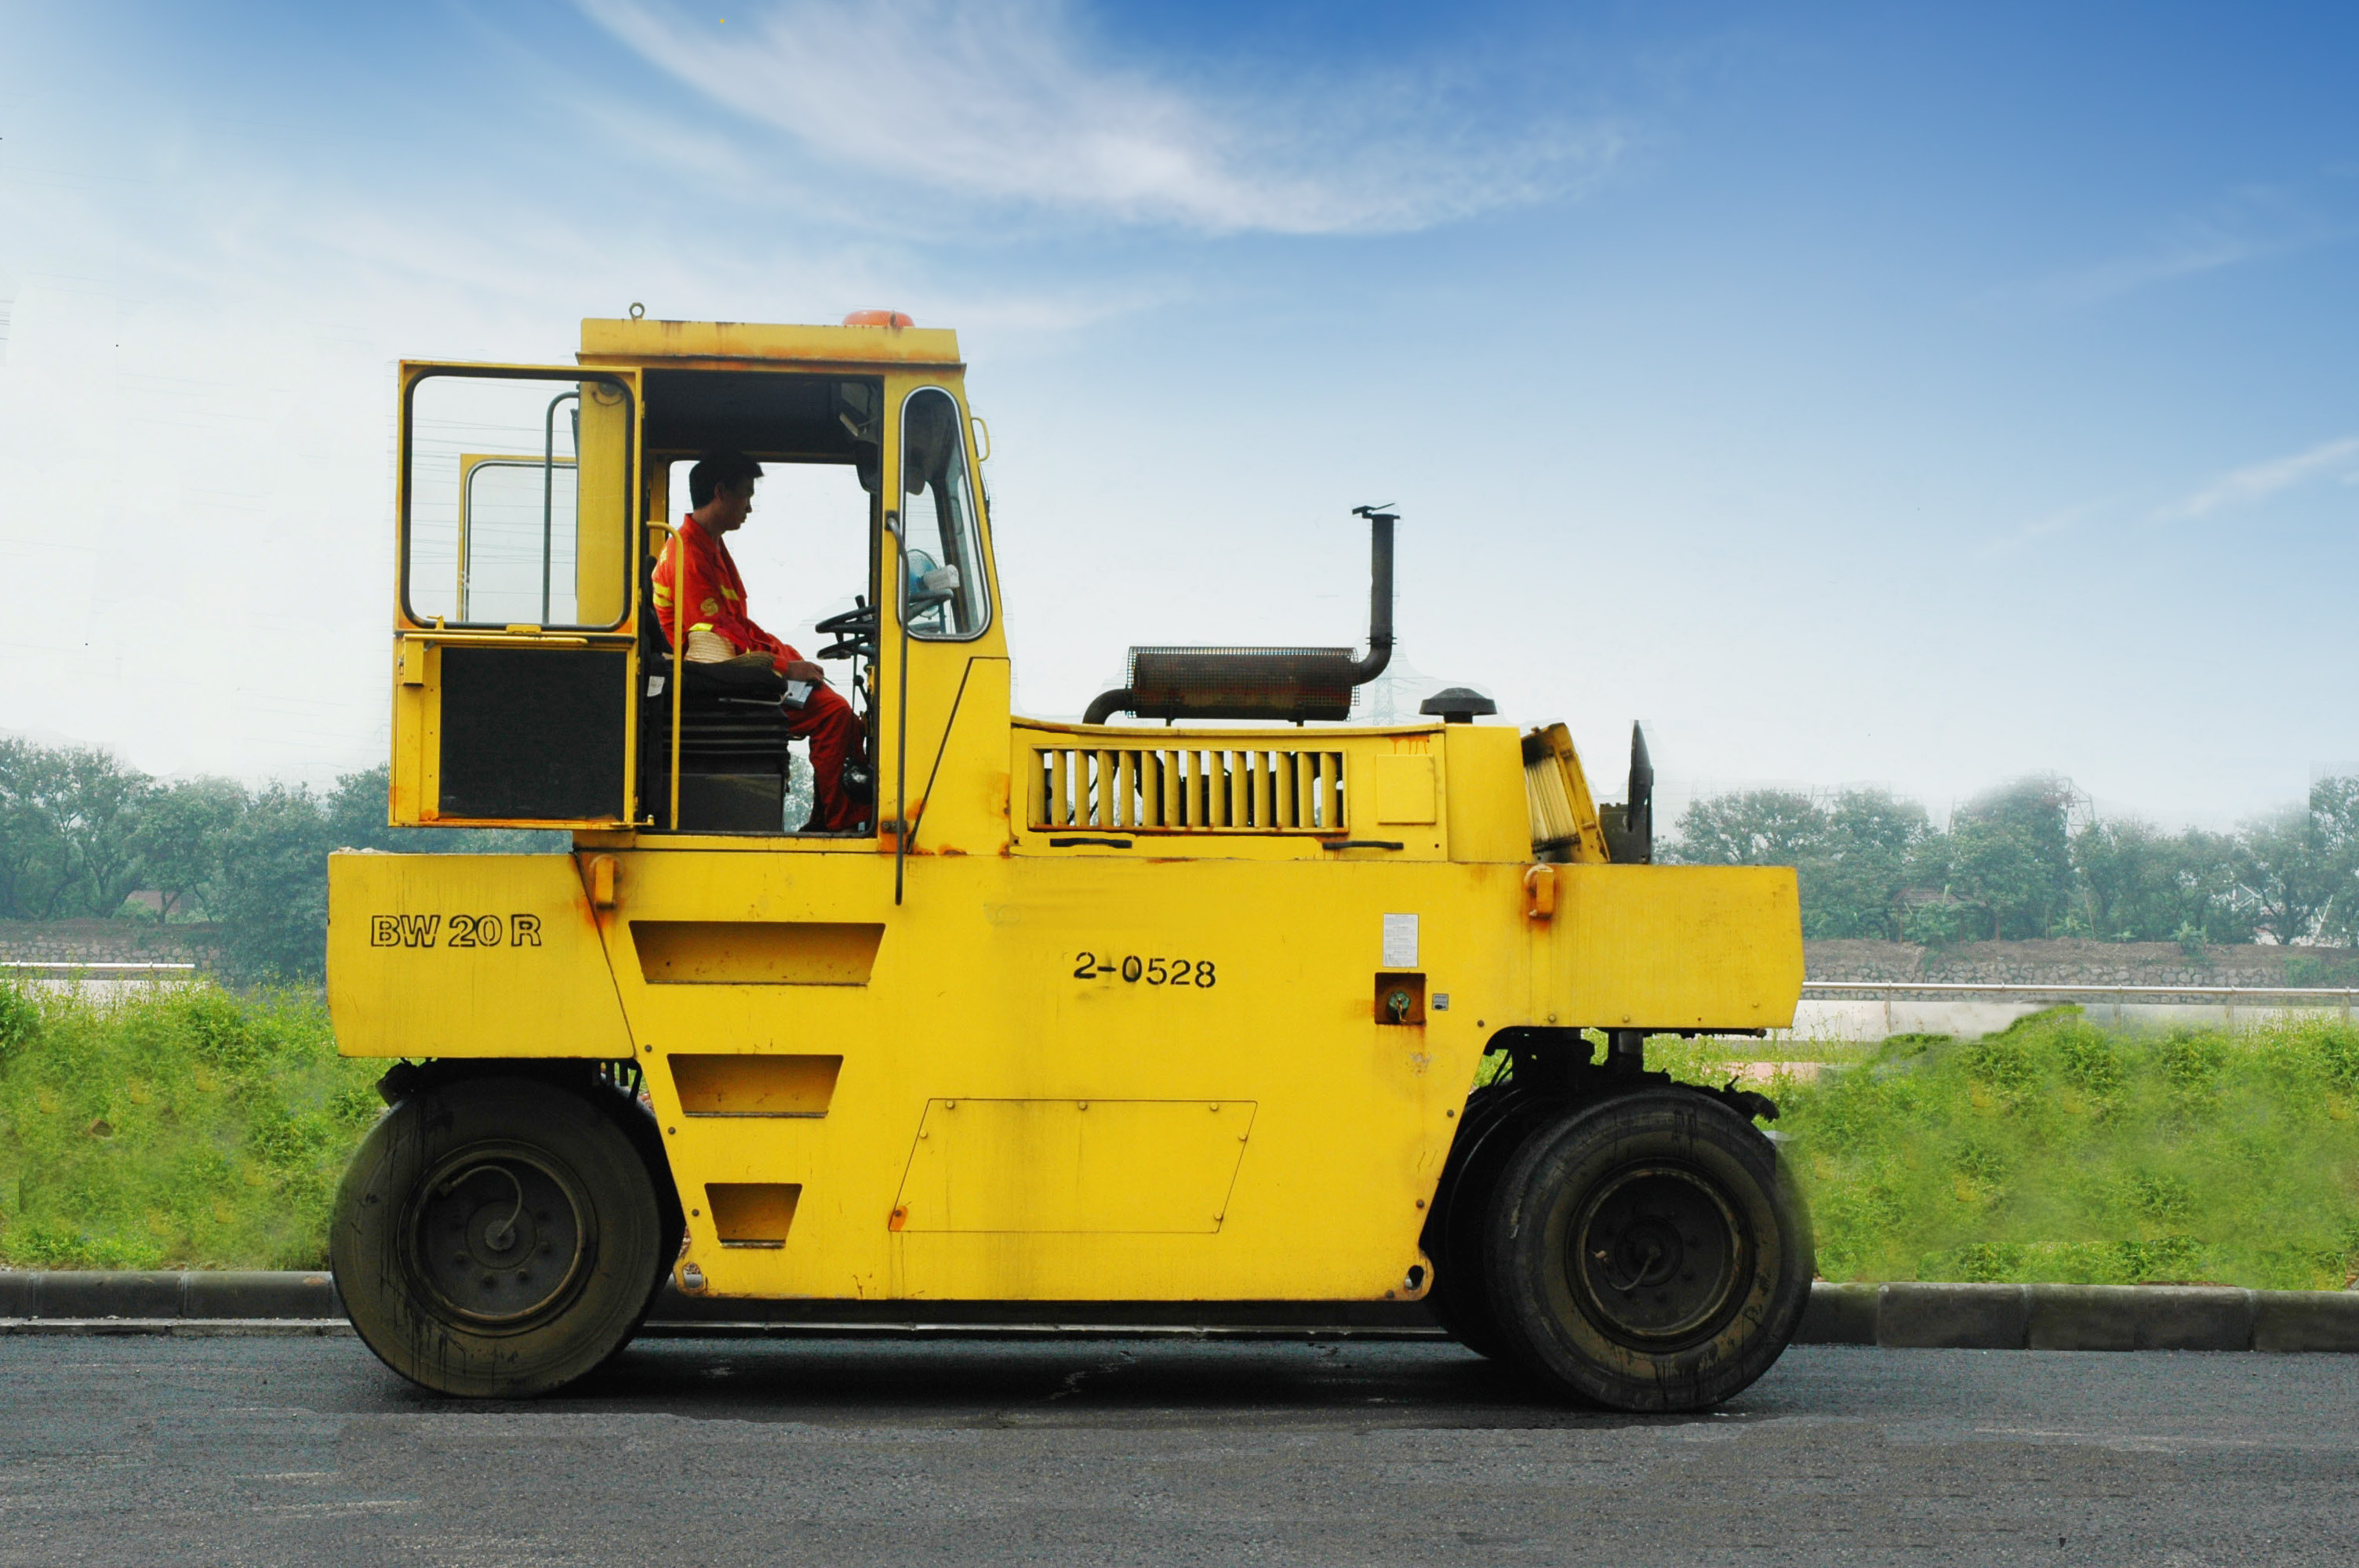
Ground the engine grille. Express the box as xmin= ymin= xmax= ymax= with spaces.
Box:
xmin=1030 ymin=745 xmax=1347 ymax=832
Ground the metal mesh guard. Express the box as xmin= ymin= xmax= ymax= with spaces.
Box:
xmin=1125 ymin=646 xmax=1358 ymax=721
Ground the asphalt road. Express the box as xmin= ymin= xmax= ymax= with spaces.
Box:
xmin=1 ymin=1335 xmax=2352 ymax=1566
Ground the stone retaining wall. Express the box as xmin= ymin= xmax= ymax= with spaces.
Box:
xmin=0 ymin=919 xmax=224 ymax=972
xmin=1805 ymin=938 xmax=2359 ymax=989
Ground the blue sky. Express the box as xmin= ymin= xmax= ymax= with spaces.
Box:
xmin=1 ymin=0 xmax=2354 ymax=827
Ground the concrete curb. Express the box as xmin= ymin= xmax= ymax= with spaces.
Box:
xmin=1880 ymin=1282 xmax=2030 ymax=1348
xmin=2253 ymin=1290 xmax=2359 ymax=1352
xmin=0 ymin=1270 xmax=337 ymax=1321
xmin=1793 ymin=1282 xmax=1878 ymax=1345
xmin=0 ymin=1319 xmax=354 ymax=1337
xmin=2027 ymin=1286 xmax=2253 ymax=1351
xmin=1786 ymin=1281 xmax=2359 ymax=1352
xmin=2 ymin=1272 xmax=2356 ymax=1351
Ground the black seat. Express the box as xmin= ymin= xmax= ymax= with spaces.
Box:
xmin=642 ymin=651 xmax=794 ymax=830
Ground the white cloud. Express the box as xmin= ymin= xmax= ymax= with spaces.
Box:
xmin=1976 ymin=495 xmax=2121 ymax=557
xmin=1994 ymin=182 xmax=2348 ymax=311
xmin=2154 ymin=434 xmax=2359 ymax=522
xmin=0 ymin=82 xmax=1248 ymax=782
xmin=576 ymin=0 xmax=1618 ymax=234
xmin=2013 ymin=232 xmax=2272 ymax=311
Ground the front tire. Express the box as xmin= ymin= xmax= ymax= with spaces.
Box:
xmin=332 ymin=1075 xmax=667 ymax=1397
xmin=1484 ymin=1089 xmax=1812 ymax=1412
xmin=1423 ymin=1085 xmax=1554 ymax=1361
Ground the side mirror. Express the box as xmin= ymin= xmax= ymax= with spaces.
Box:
xmin=1598 ymin=723 xmax=1653 ymax=864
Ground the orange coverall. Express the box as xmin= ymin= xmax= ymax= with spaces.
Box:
xmin=652 ymin=516 xmax=864 ymax=831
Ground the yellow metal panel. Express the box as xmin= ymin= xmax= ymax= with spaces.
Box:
xmin=391 ymin=633 xmax=636 ymax=829
xmin=892 ymin=1099 xmax=1254 ymax=1233
xmin=631 ymin=921 xmax=884 ymax=985
xmin=1543 ymin=865 xmax=1805 ymax=1031
xmin=1372 ymin=755 xmax=1438 ymax=824
xmin=336 ymin=839 xmax=1800 ymax=1298
xmin=579 ymin=318 xmax=963 ymax=367
xmin=907 ymin=659 xmax=1013 ymax=855
xmin=418 ymin=644 xmax=442 ymax=819
xmin=707 ymin=1182 xmax=801 ymax=1244
xmin=573 ymin=382 xmax=632 ymax=626
xmin=1442 ymin=726 xmax=1530 ymax=862
xmin=674 ymin=1054 xmax=842 ymax=1116
xmin=571 ymin=850 xmax=1485 ymax=1300
xmin=326 ymin=852 xmax=631 ymax=1058
xmin=388 ymin=644 xmax=429 ymax=826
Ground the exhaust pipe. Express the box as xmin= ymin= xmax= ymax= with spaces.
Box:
xmin=1345 ymin=503 xmax=1395 ymax=686
xmin=1081 ymin=504 xmax=1398 ymax=725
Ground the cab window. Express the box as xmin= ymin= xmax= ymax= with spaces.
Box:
xmin=898 ymin=387 xmax=990 ymax=640
xmin=402 ymin=371 xmax=634 ymax=630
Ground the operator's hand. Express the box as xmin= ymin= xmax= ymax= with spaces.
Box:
xmin=782 ymin=659 xmax=826 ymax=685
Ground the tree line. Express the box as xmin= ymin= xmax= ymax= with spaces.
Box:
xmin=0 ymin=737 xmax=554 ymax=982
xmin=1664 ymin=774 xmax=2359 ymax=947
xmin=9 ymin=734 xmax=2356 ymax=978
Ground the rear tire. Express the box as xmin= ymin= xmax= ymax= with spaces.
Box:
xmin=1423 ymin=1087 xmax=1553 ymax=1361
xmin=1485 ymin=1088 xmax=1812 ymax=1412
xmin=332 ymin=1075 xmax=667 ymax=1398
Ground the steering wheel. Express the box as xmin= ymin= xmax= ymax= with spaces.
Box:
xmin=814 ymin=601 xmax=877 ymax=637
xmin=815 ymin=598 xmax=878 ymax=662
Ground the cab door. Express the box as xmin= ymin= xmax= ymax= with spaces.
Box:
xmin=878 ymin=377 xmax=1012 ymax=860
xmin=391 ymin=362 xmax=644 ymax=827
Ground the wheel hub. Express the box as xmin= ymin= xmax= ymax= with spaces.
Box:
xmin=1568 ymin=1162 xmax=1749 ymax=1346
xmin=413 ymin=1149 xmax=589 ymax=1326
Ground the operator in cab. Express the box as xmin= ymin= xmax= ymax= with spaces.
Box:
xmin=653 ymin=450 xmax=866 ymax=832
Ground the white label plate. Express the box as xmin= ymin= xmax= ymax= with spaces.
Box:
xmin=1381 ymin=913 xmax=1419 ymax=968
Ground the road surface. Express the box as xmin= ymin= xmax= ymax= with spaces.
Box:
xmin=1 ymin=1334 xmax=2350 ymax=1565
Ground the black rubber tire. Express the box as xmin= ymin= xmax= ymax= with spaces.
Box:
xmin=594 ymin=1081 xmax=687 ymax=1330
xmin=332 ymin=1075 xmax=667 ymax=1398
xmin=1484 ymin=1088 xmax=1812 ymax=1412
xmin=1423 ymin=1087 xmax=1553 ymax=1361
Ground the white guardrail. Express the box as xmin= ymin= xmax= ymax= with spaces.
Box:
xmin=0 ymin=961 xmax=199 ymax=991
xmin=0 ymin=962 xmax=197 ymax=972
xmin=1791 ymin=981 xmax=2357 ymax=1040
xmin=1802 ymin=981 xmax=2359 ymax=1002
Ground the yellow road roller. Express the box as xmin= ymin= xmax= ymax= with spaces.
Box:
xmin=327 ymin=313 xmax=1808 ymax=1410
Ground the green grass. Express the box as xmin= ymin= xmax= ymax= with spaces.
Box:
xmin=1707 ymin=1010 xmax=2359 ymax=1290
xmin=5 ymin=983 xmax=2357 ymax=1289
xmin=0 ymin=979 xmax=380 ymax=1270
xmin=1657 ymin=1034 xmax=1882 ymax=1069
xmin=1481 ymin=1011 xmax=2359 ymax=1290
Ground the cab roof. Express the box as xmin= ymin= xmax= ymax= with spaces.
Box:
xmin=578 ymin=317 xmax=961 ymax=370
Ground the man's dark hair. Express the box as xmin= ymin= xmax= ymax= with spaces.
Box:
xmin=689 ymin=450 xmax=764 ymax=510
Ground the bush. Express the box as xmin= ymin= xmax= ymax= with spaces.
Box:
xmin=1775 ymin=1009 xmax=2359 ymax=1289
xmin=0 ymin=979 xmax=382 ymax=1270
